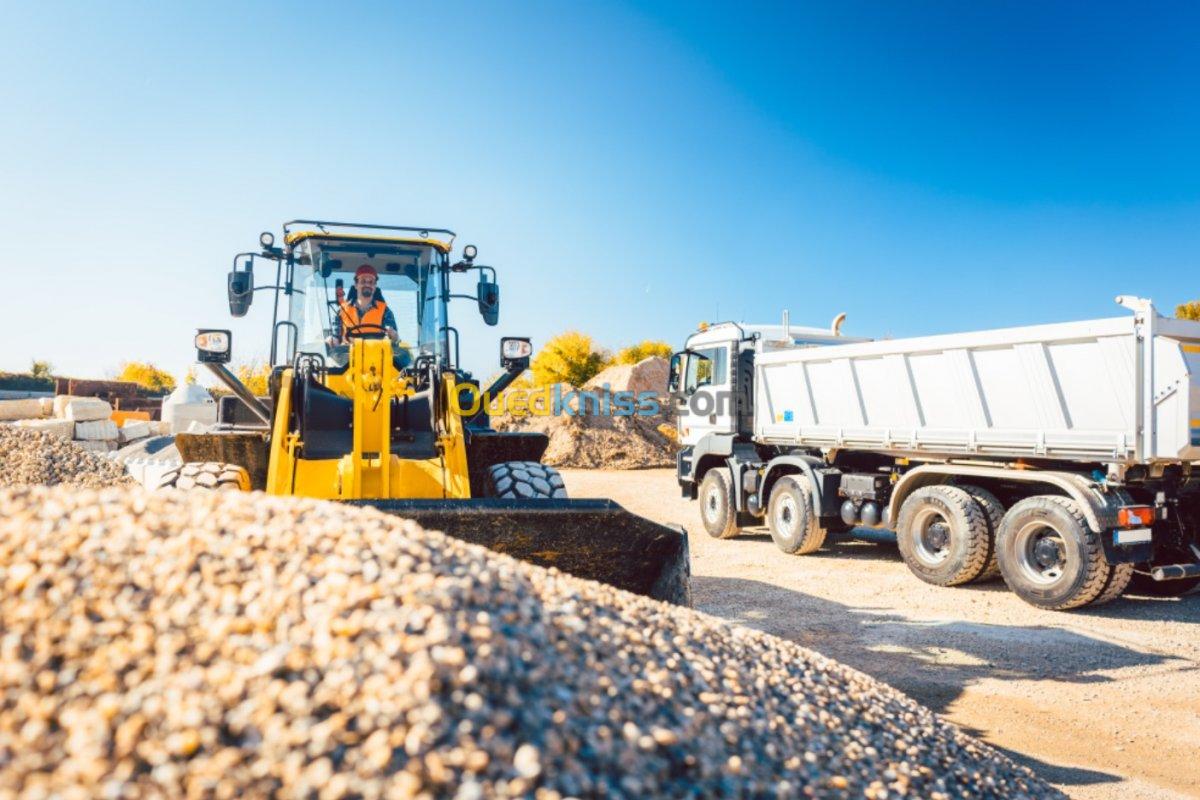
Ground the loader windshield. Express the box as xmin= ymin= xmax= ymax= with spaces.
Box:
xmin=285 ymin=238 xmax=449 ymax=366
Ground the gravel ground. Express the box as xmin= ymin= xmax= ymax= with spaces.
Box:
xmin=0 ymin=425 xmax=131 ymax=490
xmin=562 ymin=469 xmax=1200 ymax=800
xmin=0 ymin=486 xmax=1059 ymax=798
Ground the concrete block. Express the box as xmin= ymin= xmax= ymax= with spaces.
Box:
xmin=75 ymin=440 xmax=118 ymax=453
xmin=13 ymin=418 xmax=75 ymax=439
xmin=75 ymin=420 xmax=119 ymax=441
xmin=0 ymin=398 xmax=46 ymax=421
xmin=63 ymin=397 xmax=113 ymax=422
xmin=150 ymin=420 xmax=173 ymax=436
xmin=118 ymin=421 xmax=151 ymax=443
xmin=38 ymin=397 xmax=54 ymax=417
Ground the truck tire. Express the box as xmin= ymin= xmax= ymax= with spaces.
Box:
xmin=996 ymin=495 xmax=1129 ymax=610
xmin=895 ymin=485 xmax=992 ymax=586
xmin=766 ymin=475 xmax=826 ymax=555
xmin=956 ymin=484 xmax=1004 ymax=581
xmin=484 ymin=461 xmax=568 ymax=499
xmin=156 ymin=461 xmax=251 ymax=492
xmin=699 ymin=469 xmax=740 ymax=539
xmin=1127 ymin=570 xmax=1200 ymax=597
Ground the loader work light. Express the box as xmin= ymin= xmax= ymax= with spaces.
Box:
xmin=195 ymin=329 xmax=232 ymax=363
xmin=501 ymin=337 xmax=532 ymax=371
xmin=259 ymin=231 xmax=275 ymax=250
xmin=463 ymin=244 xmax=478 ymax=261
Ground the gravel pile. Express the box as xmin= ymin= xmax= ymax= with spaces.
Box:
xmin=0 ymin=486 xmax=1059 ymax=799
xmin=495 ymin=358 xmax=677 ymax=469
xmin=0 ymin=425 xmax=132 ymax=489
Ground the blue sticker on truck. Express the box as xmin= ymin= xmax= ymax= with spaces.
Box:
xmin=783 ymin=410 xmax=794 ymax=422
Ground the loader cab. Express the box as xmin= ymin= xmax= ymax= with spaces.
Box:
xmin=284 ymin=232 xmax=451 ymax=370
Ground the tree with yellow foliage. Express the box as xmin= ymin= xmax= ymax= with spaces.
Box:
xmin=615 ymin=340 xmax=673 ymax=364
xmin=117 ymin=361 xmax=176 ymax=394
xmin=530 ymin=331 xmax=611 ymax=388
xmin=1177 ymin=301 xmax=1200 ymax=321
xmin=234 ymin=360 xmax=272 ymax=396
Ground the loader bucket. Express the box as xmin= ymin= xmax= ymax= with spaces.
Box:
xmin=347 ymin=498 xmax=691 ymax=605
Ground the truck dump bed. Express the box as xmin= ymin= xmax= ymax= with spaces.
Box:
xmin=754 ymin=305 xmax=1200 ymax=465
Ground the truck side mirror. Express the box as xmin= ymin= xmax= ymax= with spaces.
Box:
xmin=668 ymin=352 xmax=685 ymax=395
xmin=228 ymin=264 xmax=253 ymax=317
xmin=478 ymin=278 xmax=500 ymax=326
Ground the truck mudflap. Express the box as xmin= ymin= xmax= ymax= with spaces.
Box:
xmin=345 ymin=498 xmax=691 ymax=606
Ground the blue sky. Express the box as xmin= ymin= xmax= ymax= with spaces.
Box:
xmin=1 ymin=1 xmax=1196 ymax=382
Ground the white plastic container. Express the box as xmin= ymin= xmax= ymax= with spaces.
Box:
xmin=161 ymin=383 xmax=217 ymax=434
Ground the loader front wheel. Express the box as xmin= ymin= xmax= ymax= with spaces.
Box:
xmin=699 ymin=469 xmax=740 ymax=539
xmin=485 ymin=461 xmax=568 ymax=499
xmin=156 ymin=461 xmax=251 ymax=492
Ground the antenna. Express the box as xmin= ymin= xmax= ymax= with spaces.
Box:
xmin=782 ymin=309 xmax=791 ymax=340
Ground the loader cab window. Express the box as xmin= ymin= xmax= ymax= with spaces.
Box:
xmin=684 ymin=345 xmax=728 ymax=393
xmin=284 ymin=241 xmax=449 ymax=366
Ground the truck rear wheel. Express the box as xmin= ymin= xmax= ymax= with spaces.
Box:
xmin=996 ymin=495 xmax=1130 ymax=610
xmin=766 ymin=475 xmax=826 ymax=555
xmin=699 ymin=469 xmax=740 ymax=539
xmin=484 ymin=461 xmax=568 ymax=499
xmin=896 ymin=485 xmax=992 ymax=586
xmin=156 ymin=461 xmax=250 ymax=492
xmin=956 ymin=484 xmax=1004 ymax=581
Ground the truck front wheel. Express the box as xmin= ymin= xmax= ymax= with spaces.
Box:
xmin=766 ymin=475 xmax=826 ymax=555
xmin=896 ymin=485 xmax=992 ymax=586
xmin=699 ymin=469 xmax=740 ymax=539
xmin=996 ymin=495 xmax=1132 ymax=610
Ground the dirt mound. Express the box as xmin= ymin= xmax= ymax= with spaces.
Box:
xmin=0 ymin=485 xmax=1057 ymax=798
xmin=0 ymin=424 xmax=132 ymax=489
xmin=495 ymin=357 xmax=677 ymax=469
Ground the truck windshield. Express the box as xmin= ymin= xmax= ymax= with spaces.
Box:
xmin=284 ymin=245 xmax=448 ymax=365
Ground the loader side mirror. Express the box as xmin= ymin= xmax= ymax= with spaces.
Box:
xmin=668 ymin=351 xmax=685 ymax=395
xmin=228 ymin=265 xmax=253 ymax=317
xmin=478 ymin=278 xmax=500 ymax=326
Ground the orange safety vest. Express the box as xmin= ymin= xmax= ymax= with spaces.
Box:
xmin=338 ymin=299 xmax=389 ymax=336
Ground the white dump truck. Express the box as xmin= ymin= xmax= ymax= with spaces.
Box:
xmin=669 ymin=297 xmax=1200 ymax=609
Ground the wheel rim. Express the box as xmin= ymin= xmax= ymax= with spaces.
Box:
xmin=703 ymin=484 xmax=721 ymax=523
xmin=775 ymin=494 xmax=798 ymax=540
xmin=1012 ymin=521 xmax=1068 ymax=585
xmin=910 ymin=507 xmax=953 ymax=566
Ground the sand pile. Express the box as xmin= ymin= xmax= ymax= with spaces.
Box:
xmin=495 ymin=357 xmax=677 ymax=469
xmin=0 ymin=486 xmax=1059 ymax=798
xmin=0 ymin=425 xmax=132 ymax=489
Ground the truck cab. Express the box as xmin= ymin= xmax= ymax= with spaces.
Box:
xmin=669 ymin=319 xmax=866 ymax=496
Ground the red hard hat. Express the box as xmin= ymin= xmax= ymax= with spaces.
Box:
xmin=355 ymin=264 xmax=377 ymax=278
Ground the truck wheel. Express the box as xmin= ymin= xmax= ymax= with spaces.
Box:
xmin=156 ymin=461 xmax=250 ymax=491
xmin=699 ymin=469 xmax=740 ymax=539
xmin=956 ymin=484 xmax=1004 ymax=581
xmin=485 ymin=461 xmax=568 ymax=499
xmin=996 ymin=495 xmax=1128 ymax=610
xmin=896 ymin=485 xmax=992 ymax=586
xmin=767 ymin=476 xmax=826 ymax=555
xmin=1127 ymin=570 xmax=1200 ymax=597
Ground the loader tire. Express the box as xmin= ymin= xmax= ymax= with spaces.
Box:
xmin=699 ymin=469 xmax=740 ymax=539
xmin=156 ymin=461 xmax=251 ymax=492
xmin=896 ymin=485 xmax=992 ymax=586
xmin=485 ymin=461 xmax=568 ymax=499
xmin=956 ymin=484 xmax=1004 ymax=581
xmin=996 ymin=495 xmax=1128 ymax=610
xmin=766 ymin=475 xmax=826 ymax=555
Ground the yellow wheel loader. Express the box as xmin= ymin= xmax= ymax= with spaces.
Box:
xmin=161 ymin=220 xmax=689 ymax=604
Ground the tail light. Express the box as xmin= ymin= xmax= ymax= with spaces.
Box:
xmin=1116 ymin=505 xmax=1154 ymax=528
